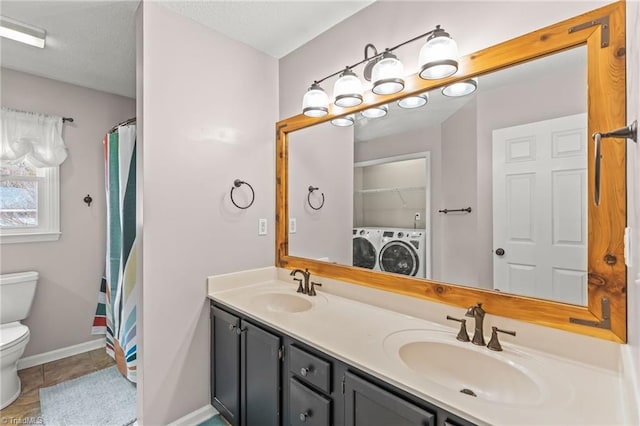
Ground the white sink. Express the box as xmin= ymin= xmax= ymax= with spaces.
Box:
xmin=249 ymin=291 xmax=326 ymax=313
xmin=384 ymin=329 xmax=569 ymax=406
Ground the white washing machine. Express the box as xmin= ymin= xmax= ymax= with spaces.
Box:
xmin=379 ymin=228 xmax=426 ymax=278
xmin=352 ymin=228 xmax=382 ymax=271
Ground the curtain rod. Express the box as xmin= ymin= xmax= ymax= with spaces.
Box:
xmin=63 ymin=117 xmax=74 ymax=123
xmin=108 ymin=117 xmax=136 ymax=133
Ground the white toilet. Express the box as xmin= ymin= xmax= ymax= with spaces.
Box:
xmin=0 ymin=271 xmax=38 ymax=409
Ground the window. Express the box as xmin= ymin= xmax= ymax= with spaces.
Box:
xmin=0 ymin=159 xmax=60 ymax=243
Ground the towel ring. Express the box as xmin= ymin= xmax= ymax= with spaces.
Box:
xmin=230 ymin=179 xmax=255 ymax=209
xmin=307 ymin=186 xmax=325 ymax=210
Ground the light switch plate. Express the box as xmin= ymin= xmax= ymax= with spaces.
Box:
xmin=259 ymin=218 xmax=267 ymax=236
xmin=289 ymin=218 xmax=297 ymax=234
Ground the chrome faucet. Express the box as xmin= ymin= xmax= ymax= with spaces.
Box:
xmin=290 ymin=268 xmax=311 ymax=294
xmin=465 ymin=302 xmax=486 ymax=346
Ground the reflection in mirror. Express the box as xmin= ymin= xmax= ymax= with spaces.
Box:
xmin=288 ymin=45 xmax=588 ymax=306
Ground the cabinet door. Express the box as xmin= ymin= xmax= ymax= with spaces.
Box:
xmin=211 ymin=306 xmax=241 ymax=426
xmin=344 ymin=372 xmax=435 ymax=426
xmin=241 ymin=319 xmax=281 ymax=426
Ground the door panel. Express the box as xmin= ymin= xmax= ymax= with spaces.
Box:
xmin=211 ymin=306 xmax=241 ymax=426
xmin=344 ymin=372 xmax=434 ymax=426
xmin=241 ymin=320 xmax=281 ymax=426
xmin=493 ymin=113 xmax=587 ymax=305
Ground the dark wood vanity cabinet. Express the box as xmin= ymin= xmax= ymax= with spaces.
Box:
xmin=211 ymin=305 xmax=281 ymax=426
xmin=211 ymin=302 xmax=475 ymax=426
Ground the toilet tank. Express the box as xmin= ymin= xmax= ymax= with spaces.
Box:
xmin=0 ymin=271 xmax=38 ymax=324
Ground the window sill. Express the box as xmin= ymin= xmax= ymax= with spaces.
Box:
xmin=0 ymin=232 xmax=61 ymax=244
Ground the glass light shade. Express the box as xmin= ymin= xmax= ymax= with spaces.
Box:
xmin=442 ymin=78 xmax=478 ymax=97
xmin=333 ymin=69 xmax=363 ymax=108
xmin=397 ymin=93 xmax=429 ymax=109
xmin=361 ymin=105 xmax=388 ymax=119
xmin=371 ymin=52 xmax=405 ymax=95
xmin=419 ymin=28 xmax=459 ymax=80
xmin=302 ymin=83 xmax=329 ymax=117
xmin=331 ymin=115 xmax=355 ymax=127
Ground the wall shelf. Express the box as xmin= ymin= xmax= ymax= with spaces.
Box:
xmin=354 ymin=186 xmax=425 ymax=194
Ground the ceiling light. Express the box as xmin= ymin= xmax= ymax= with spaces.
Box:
xmin=361 ymin=105 xmax=389 ymax=119
xmin=397 ymin=93 xmax=429 ymax=109
xmin=302 ymin=83 xmax=330 ymax=117
xmin=0 ymin=16 xmax=46 ymax=49
xmin=333 ymin=68 xmax=364 ymax=108
xmin=331 ymin=115 xmax=355 ymax=127
xmin=419 ymin=25 xmax=458 ymax=80
xmin=371 ymin=51 xmax=404 ymax=95
xmin=442 ymin=78 xmax=478 ymax=97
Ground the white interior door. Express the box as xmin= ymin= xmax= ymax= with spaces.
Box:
xmin=492 ymin=113 xmax=587 ymax=305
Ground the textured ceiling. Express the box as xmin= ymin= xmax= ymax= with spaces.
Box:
xmin=1 ymin=1 xmax=139 ymax=98
xmin=0 ymin=1 xmax=373 ymax=99
xmin=159 ymin=1 xmax=373 ymax=59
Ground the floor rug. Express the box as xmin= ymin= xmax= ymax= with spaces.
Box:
xmin=197 ymin=415 xmax=227 ymax=426
xmin=40 ymin=366 xmax=136 ymax=426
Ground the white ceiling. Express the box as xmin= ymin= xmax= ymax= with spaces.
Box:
xmin=0 ymin=0 xmax=373 ymax=99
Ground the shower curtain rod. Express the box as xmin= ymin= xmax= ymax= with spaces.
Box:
xmin=108 ymin=117 xmax=136 ymax=133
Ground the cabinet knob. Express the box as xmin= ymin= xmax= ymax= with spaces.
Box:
xmin=300 ymin=366 xmax=313 ymax=377
xmin=228 ymin=324 xmax=236 ymax=331
xmin=299 ymin=411 xmax=310 ymax=422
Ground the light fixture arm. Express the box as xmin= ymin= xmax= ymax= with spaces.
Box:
xmin=309 ymin=27 xmax=441 ymax=86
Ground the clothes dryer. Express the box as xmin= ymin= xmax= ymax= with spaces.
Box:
xmin=379 ymin=229 xmax=426 ymax=278
xmin=352 ymin=228 xmax=382 ymax=271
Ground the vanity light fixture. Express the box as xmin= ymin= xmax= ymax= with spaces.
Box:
xmin=331 ymin=114 xmax=355 ymax=127
xmin=397 ymin=93 xmax=429 ymax=109
xmin=0 ymin=16 xmax=46 ymax=48
xmin=302 ymin=82 xmax=330 ymax=117
xmin=442 ymin=78 xmax=478 ymax=97
xmin=300 ymin=25 xmax=458 ymax=116
xmin=361 ymin=104 xmax=389 ymax=119
xmin=333 ymin=68 xmax=364 ymax=108
xmin=418 ymin=25 xmax=458 ymax=79
xmin=371 ymin=50 xmax=405 ymax=95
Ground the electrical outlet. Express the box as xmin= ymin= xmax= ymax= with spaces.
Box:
xmin=414 ymin=212 xmax=421 ymax=221
xmin=289 ymin=218 xmax=297 ymax=234
xmin=258 ymin=218 xmax=267 ymax=236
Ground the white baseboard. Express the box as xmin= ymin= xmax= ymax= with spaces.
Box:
xmin=17 ymin=337 xmax=105 ymax=370
xmin=167 ymin=404 xmax=219 ymax=426
xmin=621 ymin=345 xmax=640 ymax=424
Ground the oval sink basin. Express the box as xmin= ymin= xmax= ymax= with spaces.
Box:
xmin=384 ymin=330 xmax=550 ymax=406
xmin=249 ymin=292 xmax=325 ymax=313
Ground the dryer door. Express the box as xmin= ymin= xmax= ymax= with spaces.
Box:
xmin=379 ymin=241 xmax=419 ymax=276
xmin=353 ymin=237 xmax=377 ymax=269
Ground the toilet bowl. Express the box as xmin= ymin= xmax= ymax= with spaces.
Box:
xmin=0 ymin=271 xmax=38 ymax=409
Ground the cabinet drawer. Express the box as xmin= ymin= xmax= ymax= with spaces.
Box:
xmin=289 ymin=345 xmax=332 ymax=393
xmin=289 ymin=378 xmax=331 ymax=426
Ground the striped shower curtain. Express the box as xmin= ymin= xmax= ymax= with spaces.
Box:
xmin=93 ymin=123 xmax=137 ymax=383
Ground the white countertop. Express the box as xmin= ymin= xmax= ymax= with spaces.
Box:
xmin=207 ymin=268 xmax=625 ymax=425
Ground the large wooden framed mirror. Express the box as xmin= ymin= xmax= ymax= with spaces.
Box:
xmin=276 ymin=2 xmax=626 ymax=342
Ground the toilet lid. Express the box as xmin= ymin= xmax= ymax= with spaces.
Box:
xmin=0 ymin=323 xmax=29 ymax=350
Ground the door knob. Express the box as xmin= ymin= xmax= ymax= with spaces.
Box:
xmin=495 ymin=248 xmax=505 ymax=256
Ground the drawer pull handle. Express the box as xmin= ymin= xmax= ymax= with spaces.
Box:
xmin=299 ymin=411 xmax=310 ymax=422
xmin=300 ymin=366 xmax=313 ymax=377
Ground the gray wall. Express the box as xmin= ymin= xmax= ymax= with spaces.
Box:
xmin=288 ymin=123 xmax=353 ymax=264
xmin=625 ymin=1 xmax=640 ymax=420
xmin=0 ymin=68 xmax=135 ymax=357
xmin=138 ymin=3 xmax=278 ymax=424
xmin=441 ymin=99 xmax=479 ymax=287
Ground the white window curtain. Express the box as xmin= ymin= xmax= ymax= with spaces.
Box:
xmin=1 ymin=107 xmax=68 ymax=167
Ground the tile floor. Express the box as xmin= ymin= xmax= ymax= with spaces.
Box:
xmin=0 ymin=348 xmax=116 ymax=422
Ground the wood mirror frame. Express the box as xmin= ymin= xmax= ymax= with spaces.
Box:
xmin=275 ymin=1 xmax=627 ymax=343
